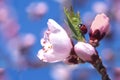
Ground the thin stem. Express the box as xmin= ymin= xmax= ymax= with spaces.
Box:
xmin=89 ymin=39 xmax=99 ymax=47
xmin=90 ymin=54 xmax=111 ymax=80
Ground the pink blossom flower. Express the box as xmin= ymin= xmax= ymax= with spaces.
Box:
xmin=54 ymin=0 xmax=71 ymax=8
xmin=0 ymin=19 xmax=20 ymax=39
xmin=89 ymin=13 xmax=109 ymax=41
xmin=74 ymin=42 xmax=96 ymax=62
xmin=0 ymin=6 xmax=9 ymax=22
xmin=92 ymin=2 xmax=108 ymax=14
xmin=0 ymin=68 xmax=9 ymax=80
xmin=51 ymin=64 xmax=71 ymax=80
xmin=0 ymin=2 xmax=16 ymax=23
xmin=22 ymin=33 xmax=36 ymax=47
xmin=114 ymin=67 xmax=120 ymax=80
xmin=26 ymin=2 xmax=48 ymax=18
xmin=37 ymin=19 xmax=72 ymax=63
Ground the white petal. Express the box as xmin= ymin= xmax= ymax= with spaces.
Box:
xmin=40 ymin=38 xmax=46 ymax=46
xmin=47 ymin=19 xmax=72 ymax=62
xmin=47 ymin=19 xmax=66 ymax=33
xmin=49 ymin=32 xmax=72 ymax=53
xmin=37 ymin=19 xmax=73 ymax=63
xmin=37 ymin=49 xmax=69 ymax=63
xmin=48 ymin=19 xmax=72 ymax=53
xmin=37 ymin=49 xmax=46 ymax=62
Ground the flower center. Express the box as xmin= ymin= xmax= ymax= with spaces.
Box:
xmin=41 ymin=29 xmax=53 ymax=53
xmin=42 ymin=42 xmax=52 ymax=53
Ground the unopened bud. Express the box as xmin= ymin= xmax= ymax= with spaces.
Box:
xmin=89 ymin=13 xmax=109 ymax=46
xmin=74 ymin=42 xmax=97 ymax=62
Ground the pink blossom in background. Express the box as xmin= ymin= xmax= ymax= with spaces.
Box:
xmin=0 ymin=1 xmax=19 ymax=40
xmin=92 ymin=2 xmax=108 ymax=14
xmin=0 ymin=19 xmax=20 ymax=39
xmin=54 ymin=0 xmax=71 ymax=8
xmin=51 ymin=64 xmax=71 ymax=80
xmin=7 ymin=33 xmax=36 ymax=69
xmin=22 ymin=33 xmax=36 ymax=47
xmin=112 ymin=1 xmax=120 ymax=22
xmin=114 ymin=67 xmax=120 ymax=80
xmin=0 ymin=5 xmax=9 ymax=23
xmin=37 ymin=19 xmax=72 ymax=63
xmin=26 ymin=2 xmax=48 ymax=19
xmin=7 ymin=36 xmax=26 ymax=69
xmin=82 ymin=11 xmax=94 ymax=26
xmin=0 ymin=2 xmax=16 ymax=23
xmin=0 ymin=68 xmax=9 ymax=80
xmin=74 ymin=42 xmax=96 ymax=62
xmin=0 ymin=0 xmax=39 ymax=69
xmin=101 ymin=48 xmax=114 ymax=62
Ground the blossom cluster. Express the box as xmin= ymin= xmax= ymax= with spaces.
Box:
xmin=37 ymin=13 xmax=109 ymax=63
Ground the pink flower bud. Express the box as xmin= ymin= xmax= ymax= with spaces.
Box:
xmin=89 ymin=13 xmax=109 ymax=41
xmin=74 ymin=42 xmax=97 ymax=62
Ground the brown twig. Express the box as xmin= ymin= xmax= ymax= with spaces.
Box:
xmin=90 ymin=54 xmax=111 ymax=80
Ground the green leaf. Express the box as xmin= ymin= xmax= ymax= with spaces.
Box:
xmin=64 ymin=7 xmax=85 ymax=41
